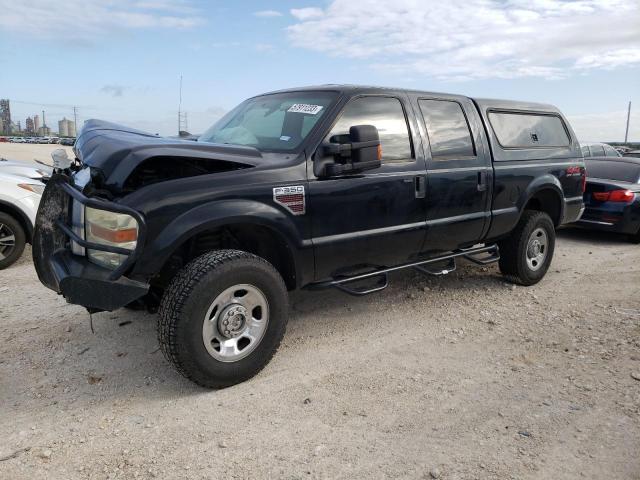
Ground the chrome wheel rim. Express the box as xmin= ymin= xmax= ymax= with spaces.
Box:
xmin=0 ymin=223 xmax=16 ymax=261
xmin=202 ymin=284 xmax=269 ymax=362
xmin=526 ymin=227 xmax=548 ymax=271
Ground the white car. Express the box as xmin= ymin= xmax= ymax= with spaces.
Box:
xmin=0 ymin=165 xmax=48 ymax=269
xmin=0 ymin=158 xmax=53 ymax=179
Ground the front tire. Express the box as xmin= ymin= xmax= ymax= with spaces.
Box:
xmin=158 ymin=250 xmax=288 ymax=388
xmin=498 ymin=210 xmax=555 ymax=286
xmin=0 ymin=212 xmax=26 ymax=270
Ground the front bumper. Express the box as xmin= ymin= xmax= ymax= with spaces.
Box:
xmin=33 ymin=173 xmax=149 ymax=311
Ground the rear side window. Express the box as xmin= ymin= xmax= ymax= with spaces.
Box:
xmin=581 ymin=145 xmax=590 ymax=157
xmin=586 ymin=160 xmax=640 ymax=183
xmin=419 ymin=99 xmax=475 ymax=159
xmin=328 ymin=96 xmax=413 ymax=163
xmin=488 ymin=111 xmax=570 ymax=148
xmin=590 ymin=144 xmax=605 ymax=156
xmin=603 ymin=144 xmax=620 ymax=157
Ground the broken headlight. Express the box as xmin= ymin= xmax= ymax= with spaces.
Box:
xmin=85 ymin=207 xmax=138 ymax=270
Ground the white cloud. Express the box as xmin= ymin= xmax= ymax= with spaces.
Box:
xmin=254 ymin=10 xmax=283 ymax=18
xmin=100 ymin=85 xmax=127 ymax=97
xmin=290 ymin=7 xmax=324 ymax=20
xmin=0 ymin=0 xmax=203 ymax=41
xmin=287 ymin=0 xmax=640 ymax=80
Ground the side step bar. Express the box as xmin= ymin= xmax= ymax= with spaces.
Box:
xmin=307 ymin=244 xmax=500 ymax=297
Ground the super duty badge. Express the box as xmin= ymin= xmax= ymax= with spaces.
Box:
xmin=273 ymin=186 xmax=305 ymax=215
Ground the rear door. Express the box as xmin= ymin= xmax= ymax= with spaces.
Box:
xmin=308 ymin=94 xmax=428 ymax=279
xmin=409 ymin=95 xmax=492 ymax=252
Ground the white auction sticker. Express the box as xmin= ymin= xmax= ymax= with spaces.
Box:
xmin=287 ymin=104 xmax=323 ymax=115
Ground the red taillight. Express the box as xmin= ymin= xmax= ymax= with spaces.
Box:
xmin=581 ymin=171 xmax=586 ymax=193
xmin=592 ymin=189 xmax=635 ymax=203
xmin=609 ymin=190 xmax=635 ymax=202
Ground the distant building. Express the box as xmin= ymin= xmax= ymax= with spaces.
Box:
xmin=0 ymin=99 xmax=10 ymax=135
xmin=34 ymin=114 xmax=40 ymax=132
xmin=37 ymin=126 xmax=51 ymax=136
xmin=25 ymin=117 xmax=34 ymax=134
xmin=58 ymin=117 xmax=77 ymax=137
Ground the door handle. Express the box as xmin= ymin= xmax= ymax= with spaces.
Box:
xmin=477 ymin=171 xmax=487 ymax=192
xmin=414 ymin=175 xmax=426 ymax=199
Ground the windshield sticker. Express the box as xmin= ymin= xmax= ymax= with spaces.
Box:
xmin=280 ymin=135 xmax=291 ymax=141
xmin=287 ymin=104 xmax=323 ymax=115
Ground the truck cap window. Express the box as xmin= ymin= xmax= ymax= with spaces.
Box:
xmin=488 ymin=111 xmax=570 ymax=148
xmin=328 ymin=96 xmax=413 ymax=162
xmin=199 ymin=91 xmax=337 ymax=152
xmin=419 ymin=99 xmax=475 ymax=159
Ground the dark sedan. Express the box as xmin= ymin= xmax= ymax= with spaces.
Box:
xmin=578 ymin=157 xmax=640 ymax=243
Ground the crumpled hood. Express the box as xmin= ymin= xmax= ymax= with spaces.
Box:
xmin=74 ymin=119 xmax=261 ymax=191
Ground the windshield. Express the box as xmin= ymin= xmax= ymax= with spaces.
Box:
xmin=199 ymin=91 xmax=338 ymax=152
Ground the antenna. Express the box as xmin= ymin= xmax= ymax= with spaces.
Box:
xmin=178 ymin=75 xmax=189 ymax=135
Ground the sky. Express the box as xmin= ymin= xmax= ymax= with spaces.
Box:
xmin=0 ymin=0 xmax=638 ymax=141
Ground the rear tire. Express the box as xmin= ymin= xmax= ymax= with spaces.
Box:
xmin=158 ymin=249 xmax=288 ymax=388
xmin=498 ymin=210 xmax=555 ymax=286
xmin=0 ymin=212 xmax=26 ymax=270
xmin=629 ymin=228 xmax=640 ymax=244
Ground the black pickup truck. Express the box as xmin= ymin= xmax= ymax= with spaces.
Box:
xmin=33 ymin=85 xmax=585 ymax=388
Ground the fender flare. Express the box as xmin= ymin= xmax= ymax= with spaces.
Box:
xmin=133 ymin=199 xmax=305 ymax=283
xmin=518 ymin=174 xmax=564 ymax=226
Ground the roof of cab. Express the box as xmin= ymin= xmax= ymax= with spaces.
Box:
xmin=259 ymin=84 xmax=560 ymax=113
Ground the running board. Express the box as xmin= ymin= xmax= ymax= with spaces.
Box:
xmin=307 ymin=244 xmax=500 ymax=296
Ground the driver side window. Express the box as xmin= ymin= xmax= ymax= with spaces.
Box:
xmin=327 ymin=96 xmax=413 ymax=163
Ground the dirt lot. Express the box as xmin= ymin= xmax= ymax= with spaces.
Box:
xmin=0 ymin=142 xmax=75 ymax=165
xmin=0 ymin=227 xmax=638 ymax=479
xmin=1 ymin=144 xmax=639 ymax=479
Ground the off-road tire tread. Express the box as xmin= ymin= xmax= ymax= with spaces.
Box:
xmin=158 ymin=249 xmax=288 ymax=388
xmin=498 ymin=210 xmax=555 ymax=286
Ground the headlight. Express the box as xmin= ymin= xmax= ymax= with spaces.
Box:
xmin=85 ymin=207 xmax=138 ymax=269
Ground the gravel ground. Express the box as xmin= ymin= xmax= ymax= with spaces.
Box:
xmin=0 ymin=226 xmax=639 ymax=479
xmin=0 ymin=143 xmax=73 ymax=165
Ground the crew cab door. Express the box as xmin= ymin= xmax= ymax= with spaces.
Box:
xmin=410 ymin=95 xmax=492 ymax=252
xmin=308 ymin=94 xmax=427 ymax=280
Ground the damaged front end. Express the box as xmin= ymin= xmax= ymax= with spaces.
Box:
xmin=33 ymin=172 xmax=149 ymax=312
xmin=33 ymin=119 xmax=261 ymax=312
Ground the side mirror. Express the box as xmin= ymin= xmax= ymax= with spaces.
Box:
xmin=322 ymin=124 xmax=382 ymax=177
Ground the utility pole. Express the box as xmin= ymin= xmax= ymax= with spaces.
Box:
xmin=42 ymin=110 xmax=46 ymax=134
xmin=624 ymin=101 xmax=631 ymax=143
xmin=178 ymin=75 xmax=183 ymax=135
